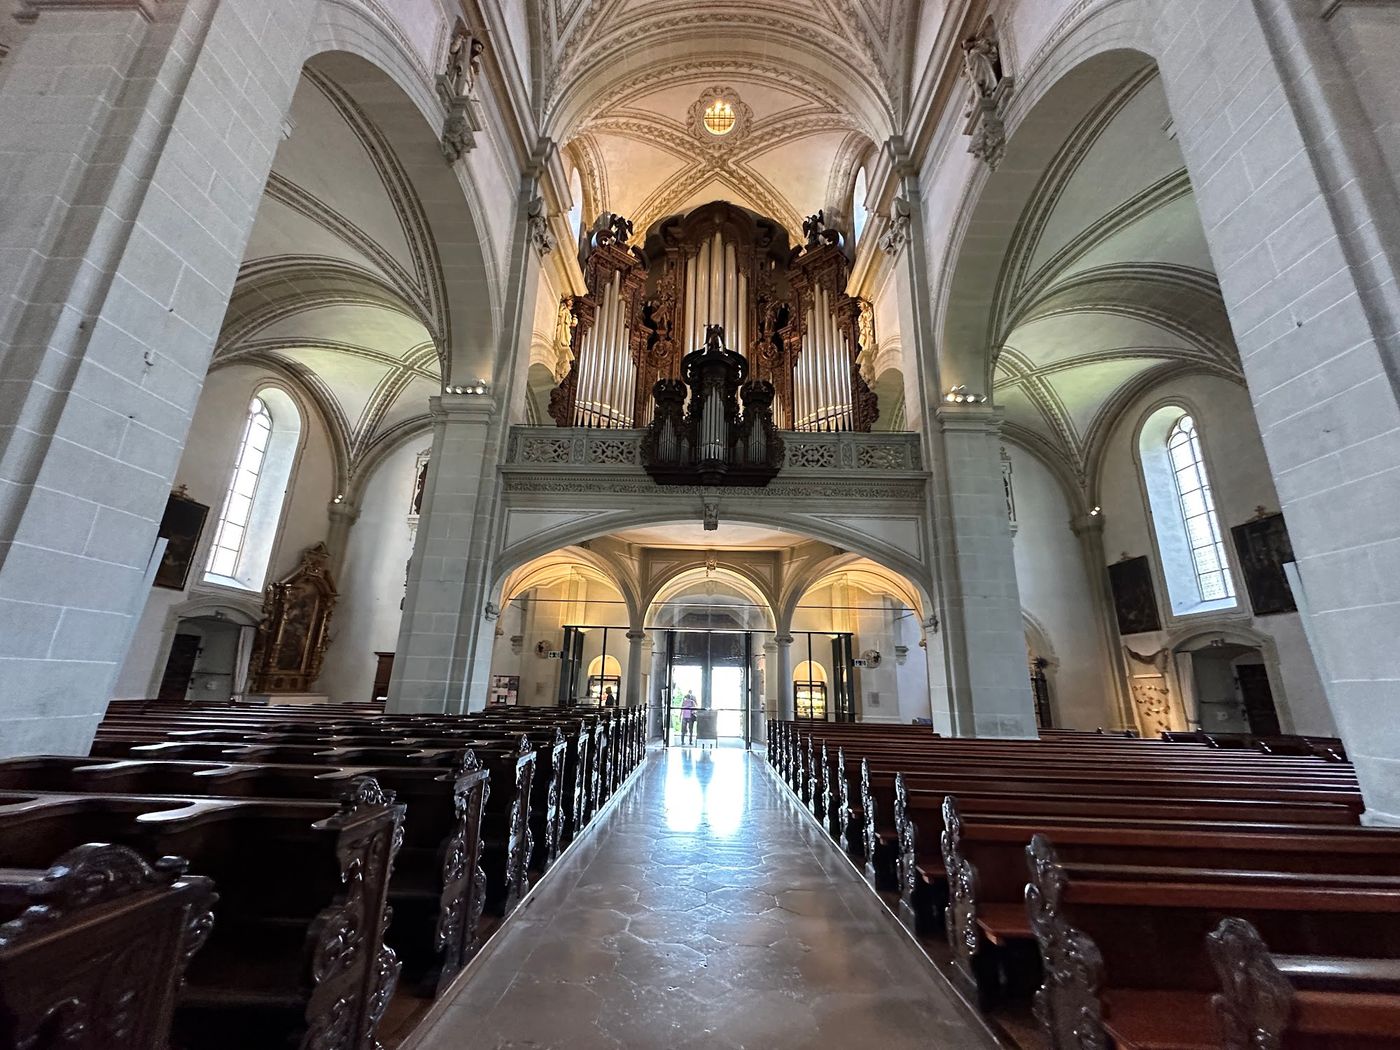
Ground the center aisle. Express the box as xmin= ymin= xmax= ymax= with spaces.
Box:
xmin=408 ymin=746 xmax=1002 ymax=1050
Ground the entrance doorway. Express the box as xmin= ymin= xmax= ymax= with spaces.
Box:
xmin=662 ymin=630 xmax=754 ymax=749
xmin=1183 ymin=642 xmax=1283 ymax=735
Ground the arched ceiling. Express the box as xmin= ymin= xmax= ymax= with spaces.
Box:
xmin=537 ymin=0 xmax=923 ymax=238
xmin=978 ymin=64 xmax=1244 ymax=497
xmin=213 ymin=53 xmax=495 ymax=495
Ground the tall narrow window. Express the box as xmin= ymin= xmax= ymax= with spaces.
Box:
xmin=1139 ymin=404 xmax=1237 ymax=616
xmin=1167 ymin=414 xmax=1234 ymax=602
xmin=852 ymin=166 xmax=869 ymax=247
xmin=204 ymin=387 xmax=301 ymax=592
xmin=207 ymin=397 xmax=271 ymax=579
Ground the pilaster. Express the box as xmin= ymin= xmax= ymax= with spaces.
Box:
xmin=774 ymin=634 xmax=794 ymax=721
xmin=325 ymin=500 xmax=360 ymax=574
xmin=387 ymin=393 xmax=498 ymax=713
xmin=933 ymin=403 xmax=1037 ymax=738
xmin=0 ymin=0 xmax=315 ymax=755
xmin=624 ymin=628 xmax=646 ymax=709
xmin=1070 ymin=511 xmax=1136 ymax=732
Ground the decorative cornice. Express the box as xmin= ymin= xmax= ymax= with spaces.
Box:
xmin=15 ymin=0 xmax=158 ymax=21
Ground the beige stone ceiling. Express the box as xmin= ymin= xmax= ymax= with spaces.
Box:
xmin=988 ymin=68 xmax=1243 ymax=495
xmin=214 ymin=60 xmax=447 ymax=498
xmin=538 ymin=0 xmax=923 ymax=239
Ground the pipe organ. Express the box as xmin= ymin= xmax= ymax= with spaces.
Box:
xmin=550 ymin=201 xmax=877 ymax=433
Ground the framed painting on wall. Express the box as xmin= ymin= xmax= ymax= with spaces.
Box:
xmin=1231 ymin=513 xmax=1298 ymax=616
xmin=154 ymin=491 xmax=209 ymax=591
xmin=1107 ymin=556 xmax=1162 ymax=635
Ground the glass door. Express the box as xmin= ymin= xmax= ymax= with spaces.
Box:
xmin=662 ymin=630 xmax=753 ymax=749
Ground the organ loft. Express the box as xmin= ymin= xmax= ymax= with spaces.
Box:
xmin=0 ymin=1 xmax=1399 ymax=1049
xmin=552 ymin=202 xmax=877 ymax=438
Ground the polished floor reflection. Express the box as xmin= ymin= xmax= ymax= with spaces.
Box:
xmin=410 ymin=746 xmax=1001 ymax=1050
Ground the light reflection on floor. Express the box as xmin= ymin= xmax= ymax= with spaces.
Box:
xmin=662 ymin=745 xmax=746 ymax=837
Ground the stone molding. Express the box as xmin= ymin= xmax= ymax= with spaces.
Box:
xmin=505 ymin=425 xmax=924 ymax=473
xmin=15 ymin=0 xmax=158 ymax=21
xmin=1320 ymin=0 xmax=1400 ymax=17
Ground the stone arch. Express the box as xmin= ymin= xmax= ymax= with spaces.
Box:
xmin=498 ymin=545 xmax=644 ymax=629
xmin=492 ymin=509 xmax=935 ymax=605
xmin=778 ymin=551 xmax=930 ymax=640
xmin=1164 ymin=621 xmax=1294 ymax=735
xmin=937 ymin=46 xmax=1164 ymax=395
xmin=290 ymin=33 xmax=500 ymax=386
xmin=644 ymin=562 xmax=779 ymax=632
xmin=645 ymin=566 xmax=778 ymax=633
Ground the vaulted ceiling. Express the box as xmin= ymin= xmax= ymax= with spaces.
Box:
xmin=213 ymin=56 xmax=454 ymax=497
xmin=987 ymin=67 xmax=1243 ymax=497
xmin=536 ymin=0 xmax=924 ymax=239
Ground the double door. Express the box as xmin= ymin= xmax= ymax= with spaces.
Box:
xmin=662 ymin=630 xmax=753 ymax=748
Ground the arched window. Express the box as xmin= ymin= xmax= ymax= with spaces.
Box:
xmin=1139 ymin=405 xmax=1237 ymax=616
xmin=793 ymin=660 xmax=828 ymax=721
xmin=205 ymin=389 xmax=301 ymax=591
xmin=1167 ymin=414 xmax=1234 ymax=602
xmin=852 ymin=166 xmax=869 ymax=247
xmin=567 ymin=167 xmax=584 ymax=247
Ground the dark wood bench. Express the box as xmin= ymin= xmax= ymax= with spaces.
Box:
xmin=0 ymin=842 xmax=215 ymax=1050
xmin=0 ymin=783 xmax=401 ymax=1050
xmin=938 ymin=796 xmax=1400 ymax=1008
xmin=1208 ymin=917 xmax=1400 ymax=1049
xmin=0 ymin=754 xmax=491 ymax=997
xmin=1026 ymin=836 xmax=1400 ymax=1050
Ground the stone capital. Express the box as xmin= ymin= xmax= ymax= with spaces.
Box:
xmin=775 ymin=634 xmax=794 ymax=647
xmin=15 ymin=0 xmax=158 ymax=22
xmin=626 ymin=629 xmax=647 ymax=642
xmin=935 ymin=402 xmax=1004 ymax=434
xmin=1070 ymin=511 xmax=1106 ymax=538
xmin=429 ymin=392 xmax=497 ymax=423
xmin=327 ymin=500 xmax=361 ymax=526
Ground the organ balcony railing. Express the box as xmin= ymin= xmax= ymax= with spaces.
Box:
xmin=547 ymin=203 xmax=880 ymax=436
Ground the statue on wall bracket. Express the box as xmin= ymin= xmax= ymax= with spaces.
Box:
xmin=961 ymin=19 xmax=1013 ymax=170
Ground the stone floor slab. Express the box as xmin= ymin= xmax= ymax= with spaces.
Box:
xmin=407 ymin=746 xmax=1003 ymax=1050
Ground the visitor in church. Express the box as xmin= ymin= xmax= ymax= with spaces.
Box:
xmin=680 ymin=691 xmax=697 ymax=745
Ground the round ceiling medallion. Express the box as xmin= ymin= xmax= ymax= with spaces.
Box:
xmin=688 ymin=87 xmax=751 ymax=147
xmin=703 ymin=100 xmax=737 ymax=136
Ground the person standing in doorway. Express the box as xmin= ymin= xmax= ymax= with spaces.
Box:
xmin=602 ymin=686 xmax=616 ymax=708
xmin=680 ymin=691 xmax=697 ymax=745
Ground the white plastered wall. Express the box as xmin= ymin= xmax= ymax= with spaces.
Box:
xmin=113 ymin=365 xmax=335 ymax=699
xmin=1005 ymin=445 xmax=1115 ymax=729
xmin=1096 ymin=373 xmax=1333 ymax=735
xmin=318 ymin=435 xmax=424 ymax=702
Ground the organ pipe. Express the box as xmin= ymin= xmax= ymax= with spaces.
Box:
xmin=559 ymin=202 xmax=875 ymax=434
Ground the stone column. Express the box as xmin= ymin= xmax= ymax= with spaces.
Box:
xmin=933 ymin=404 xmax=1038 ymax=738
xmin=324 ymin=500 xmax=360 ymax=574
xmin=0 ymin=0 xmax=315 ymax=755
xmin=649 ymin=641 xmax=667 ymax=739
xmin=387 ymin=394 xmax=498 ymax=713
xmin=1149 ymin=2 xmax=1400 ymax=821
xmin=774 ymin=634 xmax=794 ymax=720
xmin=624 ymin=629 xmax=646 ymax=708
xmin=1069 ymin=512 xmax=1136 ymax=732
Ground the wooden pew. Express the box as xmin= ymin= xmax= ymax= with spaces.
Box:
xmin=1208 ymin=918 xmax=1400 ymax=1050
xmin=1025 ymin=836 xmax=1400 ymax=1050
xmin=937 ymin=796 xmax=1400 ymax=1008
xmin=0 ymin=842 xmax=215 ymax=1050
xmin=0 ymin=783 xmax=401 ymax=1050
xmin=0 ymin=754 xmax=490 ymax=997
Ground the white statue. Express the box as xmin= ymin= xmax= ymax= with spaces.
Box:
xmin=444 ymin=23 xmax=484 ymax=98
xmin=962 ymin=33 xmax=1002 ymax=99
